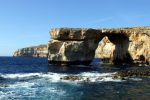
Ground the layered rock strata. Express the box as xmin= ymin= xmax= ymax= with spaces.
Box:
xmin=48 ymin=28 xmax=100 ymax=65
xmin=13 ymin=44 xmax=48 ymax=57
xmin=95 ymin=27 xmax=150 ymax=64
xmin=48 ymin=27 xmax=150 ymax=65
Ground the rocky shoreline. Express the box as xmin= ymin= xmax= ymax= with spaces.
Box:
xmin=113 ymin=68 xmax=150 ymax=78
xmin=59 ymin=68 xmax=150 ymax=82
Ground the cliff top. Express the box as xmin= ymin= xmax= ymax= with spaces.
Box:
xmin=50 ymin=26 xmax=150 ymax=40
xmin=102 ymin=26 xmax=150 ymax=36
xmin=17 ymin=44 xmax=47 ymax=51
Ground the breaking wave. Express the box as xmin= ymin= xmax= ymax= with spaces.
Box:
xmin=0 ymin=71 xmax=123 ymax=83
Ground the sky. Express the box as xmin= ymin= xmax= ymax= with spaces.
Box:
xmin=0 ymin=0 xmax=150 ymax=56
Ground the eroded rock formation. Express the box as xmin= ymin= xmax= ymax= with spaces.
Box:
xmin=95 ymin=27 xmax=150 ymax=64
xmin=13 ymin=44 xmax=48 ymax=57
xmin=48 ymin=28 xmax=100 ymax=65
xmin=95 ymin=36 xmax=115 ymax=63
xmin=48 ymin=27 xmax=150 ymax=65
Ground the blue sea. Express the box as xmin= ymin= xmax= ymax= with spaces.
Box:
xmin=0 ymin=57 xmax=150 ymax=100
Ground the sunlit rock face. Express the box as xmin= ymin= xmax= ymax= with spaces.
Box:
xmin=50 ymin=28 xmax=101 ymax=40
xmin=48 ymin=27 xmax=150 ymax=65
xmin=95 ymin=33 xmax=131 ymax=64
xmin=95 ymin=37 xmax=115 ymax=63
xmin=13 ymin=45 xmax=48 ymax=57
xmin=95 ymin=27 xmax=150 ymax=65
xmin=128 ymin=32 xmax=150 ymax=64
xmin=48 ymin=28 xmax=100 ymax=65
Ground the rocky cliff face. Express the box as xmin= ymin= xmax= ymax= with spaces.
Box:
xmin=48 ymin=27 xmax=150 ymax=65
xmin=95 ymin=37 xmax=115 ymax=63
xmin=48 ymin=28 xmax=100 ymax=65
xmin=13 ymin=44 xmax=48 ymax=57
xmin=95 ymin=27 xmax=150 ymax=65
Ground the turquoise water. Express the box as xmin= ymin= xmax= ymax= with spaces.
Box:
xmin=0 ymin=57 xmax=150 ymax=100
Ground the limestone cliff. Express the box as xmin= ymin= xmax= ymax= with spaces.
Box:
xmin=95 ymin=26 xmax=150 ymax=65
xmin=48 ymin=29 xmax=99 ymax=65
xmin=95 ymin=37 xmax=115 ymax=63
xmin=13 ymin=44 xmax=48 ymax=57
xmin=48 ymin=26 xmax=150 ymax=65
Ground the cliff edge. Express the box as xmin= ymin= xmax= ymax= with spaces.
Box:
xmin=13 ymin=44 xmax=48 ymax=57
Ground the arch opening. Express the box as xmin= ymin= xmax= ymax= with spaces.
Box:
xmin=95 ymin=34 xmax=133 ymax=64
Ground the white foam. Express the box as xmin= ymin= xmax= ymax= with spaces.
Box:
xmin=0 ymin=71 xmax=123 ymax=83
xmin=128 ymin=78 xmax=142 ymax=81
xmin=80 ymin=72 xmax=116 ymax=77
xmin=0 ymin=82 xmax=38 ymax=99
xmin=0 ymin=73 xmax=41 ymax=79
xmin=8 ymin=82 xmax=35 ymax=89
xmin=47 ymin=87 xmax=66 ymax=95
xmin=0 ymin=72 xmax=67 ymax=83
xmin=1 ymin=73 xmax=65 ymax=79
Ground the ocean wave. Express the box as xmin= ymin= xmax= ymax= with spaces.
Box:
xmin=0 ymin=71 xmax=123 ymax=83
xmin=7 ymin=82 xmax=35 ymax=89
xmin=0 ymin=80 xmax=66 ymax=99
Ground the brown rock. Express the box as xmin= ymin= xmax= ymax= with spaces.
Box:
xmin=13 ymin=44 xmax=48 ymax=57
xmin=48 ymin=39 xmax=99 ymax=65
xmin=61 ymin=75 xmax=82 ymax=81
xmin=48 ymin=26 xmax=150 ymax=65
xmin=50 ymin=28 xmax=101 ymax=40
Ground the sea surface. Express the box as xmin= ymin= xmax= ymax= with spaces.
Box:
xmin=0 ymin=57 xmax=150 ymax=100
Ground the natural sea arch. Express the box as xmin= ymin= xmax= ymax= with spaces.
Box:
xmin=48 ymin=28 xmax=136 ymax=65
xmin=95 ymin=33 xmax=132 ymax=64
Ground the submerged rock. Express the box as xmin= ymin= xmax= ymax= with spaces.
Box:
xmin=13 ymin=44 xmax=48 ymax=57
xmin=61 ymin=75 xmax=82 ymax=81
xmin=113 ymin=68 xmax=150 ymax=79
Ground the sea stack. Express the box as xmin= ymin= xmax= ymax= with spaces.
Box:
xmin=48 ymin=28 xmax=100 ymax=65
xmin=48 ymin=27 xmax=150 ymax=65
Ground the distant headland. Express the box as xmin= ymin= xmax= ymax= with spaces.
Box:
xmin=13 ymin=44 xmax=48 ymax=58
